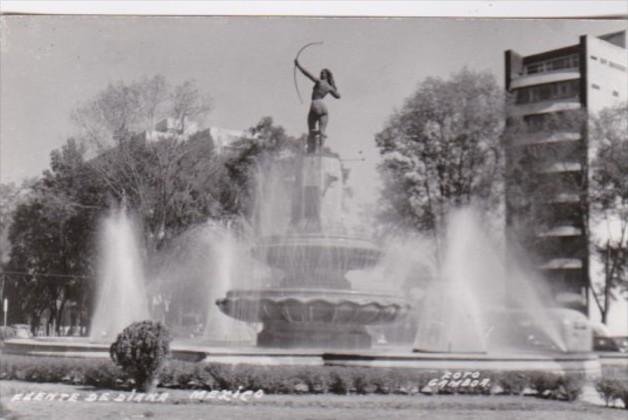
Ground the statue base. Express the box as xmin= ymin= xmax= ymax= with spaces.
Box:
xmin=306 ymin=132 xmax=325 ymax=154
xmin=257 ymin=321 xmax=372 ymax=349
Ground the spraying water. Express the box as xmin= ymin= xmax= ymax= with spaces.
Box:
xmin=202 ymin=223 xmax=258 ymax=344
xmin=413 ymin=208 xmax=567 ymax=353
xmin=148 ymin=220 xmax=258 ymax=344
xmin=90 ymin=206 xmax=149 ymax=341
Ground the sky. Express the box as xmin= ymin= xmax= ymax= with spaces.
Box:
xmin=1 ymin=16 xmax=626 ymax=204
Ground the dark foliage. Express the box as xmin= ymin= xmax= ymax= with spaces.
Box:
xmin=109 ymin=321 xmax=171 ymax=391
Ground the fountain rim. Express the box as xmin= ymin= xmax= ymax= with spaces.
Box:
xmin=219 ymin=287 xmax=411 ymax=301
xmin=253 ymin=234 xmax=381 ymax=247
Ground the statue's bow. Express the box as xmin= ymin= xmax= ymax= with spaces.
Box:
xmin=293 ymin=41 xmax=324 ymax=104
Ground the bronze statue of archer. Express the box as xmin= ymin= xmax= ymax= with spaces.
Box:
xmin=294 ymin=57 xmax=341 ymax=153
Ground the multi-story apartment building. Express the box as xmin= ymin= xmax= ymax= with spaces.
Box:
xmin=504 ymin=31 xmax=627 ymax=315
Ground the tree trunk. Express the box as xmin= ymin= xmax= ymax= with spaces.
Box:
xmin=30 ymin=313 xmax=40 ymax=336
xmin=141 ymin=376 xmax=159 ymax=393
xmin=47 ymin=309 xmax=55 ymax=336
xmin=55 ymin=298 xmax=66 ymax=335
xmin=602 ymin=242 xmax=614 ymax=325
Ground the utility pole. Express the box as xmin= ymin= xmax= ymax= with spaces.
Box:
xmin=3 ymin=297 xmax=7 ymax=329
xmin=1 ymin=272 xmax=6 ymax=328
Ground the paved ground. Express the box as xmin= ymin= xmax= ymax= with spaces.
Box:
xmin=1 ymin=380 xmax=626 ymax=420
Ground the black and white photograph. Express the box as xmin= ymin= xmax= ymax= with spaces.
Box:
xmin=0 ymin=2 xmax=627 ymax=419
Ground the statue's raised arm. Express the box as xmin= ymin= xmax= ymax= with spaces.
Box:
xmin=295 ymin=59 xmax=317 ymax=83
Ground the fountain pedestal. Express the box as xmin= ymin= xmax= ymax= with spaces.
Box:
xmin=217 ymin=153 xmax=411 ymax=349
xmin=258 ymin=322 xmax=371 ymax=349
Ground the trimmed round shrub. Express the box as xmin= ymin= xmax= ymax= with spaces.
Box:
xmin=527 ymin=371 xmax=584 ymax=401
xmin=110 ymin=320 xmax=171 ymax=392
xmin=557 ymin=373 xmax=585 ymax=401
xmin=596 ymin=378 xmax=628 ymax=409
xmin=528 ymin=371 xmax=561 ymax=398
xmin=496 ymin=372 xmax=529 ymax=395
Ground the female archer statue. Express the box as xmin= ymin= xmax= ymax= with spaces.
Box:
xmin=294 ymin=58 xmax=341 ymax=153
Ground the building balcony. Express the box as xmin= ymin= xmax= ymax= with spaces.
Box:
xmin=510 ymin=70 xmax=580 ymax=89
xmin=537 ymin=226 xmax=583 ymax=237
xmin=539 ymin=258 xmax=583 ymax=270
xmin=508 ymin=98 xmax=582 ymax=118
xmin=542 ymin=193 xmax=581 ymax=204
xmin=512 ymin=131 xmax=581 ymax=146
xmin=536 ymin=162 xmax=582 ymax=174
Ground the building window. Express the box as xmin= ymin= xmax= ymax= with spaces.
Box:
xmin=523 ymin=111 xmax=583 ymax=132
xmin=524 ymin=114 xmax=549 ymax=131
xmin=515 ymin=80 xmax=580 ymax=104
xmin=613 ymin=91 xmax=619 ymax=97
xmin=591 ymin=83 xmax=600 ymax=90
xmin=590 ymin=55 xmax=598 ymax=60
xmin=524 ymin=54 xmax=579 ymax=75
xmin=600 ymin=58 xmax=608 ymax=64
xmin=609 ymin=61 xmax=627 ymax=72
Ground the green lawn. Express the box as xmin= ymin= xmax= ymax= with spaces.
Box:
xmin=1 ymin=380 xmax=626 ymax=420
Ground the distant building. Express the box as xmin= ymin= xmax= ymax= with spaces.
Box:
xmin=208 ymin=127 xmax=254 ymax=154
xmin=137 ymin=117 xmax=254 ymax=154
xmin=140 ymin=117 xmax=200 ymax=142
xmin=504 ymin=31 xmax=627 ymax=314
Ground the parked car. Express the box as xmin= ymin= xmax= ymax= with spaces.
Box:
xmin=611 ymin=336 xmax=628 ymax=352
xmin=11 ymin=324 xmax=33 ymax=339
xmin=593 ymin=335 xmax=624 ymax=352
xmin=0 ymin=326 xmax=16 ymax=341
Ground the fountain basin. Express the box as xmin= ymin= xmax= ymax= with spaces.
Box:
xmin=3 ymin=337 xmax=609 ymax=379
xmin=216 ymin=288 xmax=411 ymax=349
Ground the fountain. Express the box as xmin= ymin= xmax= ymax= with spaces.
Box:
xmin=216 ymin=150 xmax=412 ymax=349
xmin=3 ymin=157 xmax=602 ymax=376
xmin=90 ymin=206 xmax=150 ymax=341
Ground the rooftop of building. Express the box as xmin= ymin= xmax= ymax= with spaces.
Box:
xmin=508 ymin=30 xmax=626 ymax=63
xmin=139 ymin=117 xmax=255 ymax=152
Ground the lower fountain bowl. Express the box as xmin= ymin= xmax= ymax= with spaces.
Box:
xmin=216 ymin=288 xmax=412 ymax=349
xmin=216 ymin=288 xmax=411 ymax=325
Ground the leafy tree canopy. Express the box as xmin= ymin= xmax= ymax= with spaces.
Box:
xmin=375 ymin=68 xmax=504 ymax=237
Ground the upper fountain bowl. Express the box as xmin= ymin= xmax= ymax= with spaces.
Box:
xmin=252 ymin=234 xmax=383 ymax=271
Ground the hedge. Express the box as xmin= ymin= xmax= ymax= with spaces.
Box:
xmin=0 ymin=354 xmax=585 ymax=401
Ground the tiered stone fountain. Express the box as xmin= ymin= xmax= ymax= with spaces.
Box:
xmin=4 ymin=148 xmax=604 ymax=378
xmin=216 ymin=149 xmax=411 ymax=349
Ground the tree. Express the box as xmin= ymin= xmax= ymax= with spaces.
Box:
xmin=375 ymin=68 xmax=504 ymax=244
xmin=589 ymin=102 xmax=628 ymax=324
xmin=0 ymin=180 xmax=38 ymax=267
xmin=89 ymin=129 xmax=223 ymax=252
xmin=171 ymin=80 xmax=212 ymax=133
xmin=7 ymin=75 xmax=300 ymax=333
xmin=221 ymin=116 xmax=302 ymax=223
xmin=1 ymin=183 xmax=21 ymax=266
xmin=5 ymin=139 xmax=104 ymax=333
xmin=71 ymin=75 xmax=211 ymax=151
xmin=71 ymin=75 xmax=217 ymax=251
xmin=1 ymin=181 xmax=25 ymax=308
xmin=5 ymin=130 xmax=231 ymax=332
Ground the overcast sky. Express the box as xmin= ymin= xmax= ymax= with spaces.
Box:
xmin=1 ymin=17 xmax=626 ymax=202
